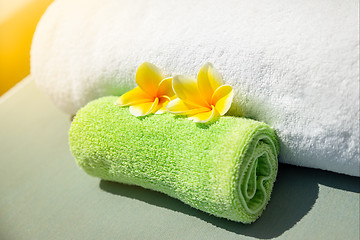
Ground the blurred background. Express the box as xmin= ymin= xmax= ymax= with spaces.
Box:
xmin=0 ymin=0 xmax=53 ymax=96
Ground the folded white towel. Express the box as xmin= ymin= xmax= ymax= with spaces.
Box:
xmin=31 ymin=0 xmax=359 ymax=176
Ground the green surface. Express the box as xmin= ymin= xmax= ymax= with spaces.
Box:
xmin=70 ymin=97 xmax=279 ymax=223
xmin=1 ymin=77 xmax=359 ymax=240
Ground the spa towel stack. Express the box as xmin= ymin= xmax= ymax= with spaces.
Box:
xmin=32 ymin=0 xmax=359 ymax=176
xmin=69 ymin=97 xmax=280 ymax=223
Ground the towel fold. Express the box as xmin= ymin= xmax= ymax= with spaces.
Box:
xmin=31 ymin=0 xmax=359 ymax=176
xmin=69 ymin=97 xmax=279 ymax=223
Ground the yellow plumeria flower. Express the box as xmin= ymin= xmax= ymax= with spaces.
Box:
xmin=166 ymin=63 xmax=233 ymax=123
xmin=116 ymin=62 xmax=175 ymax=116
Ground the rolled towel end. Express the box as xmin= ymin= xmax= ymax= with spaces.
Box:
xmin=69 ymin=96 xmax=279 ymax=223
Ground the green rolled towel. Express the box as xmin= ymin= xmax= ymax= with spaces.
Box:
xmin=69 ymin=96 xmax=279 ymax=223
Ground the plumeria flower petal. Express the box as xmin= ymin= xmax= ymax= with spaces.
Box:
xmin=153 ymin=96 xmax=172 ymax=114
xmin=136 ymin=62 xmax=164 ymax=96
xmin=166 ymin=63 xmax=233 ymax=123
xmin=188 ymin=106 xmax=220 ymax=123
xmin=116 ymin=62 xmax=175 ymax=116
xmin=172 ymin=75 xmax=209 ymax=107
xmin=211 ymin=85 xmax=234 ymax=115
xmin=157 ymin=77 xmax=174 ymax=97
xmin=129 ymin=98 xmax=159 ymax=117
xmin=166 ymin=98 xmax=210 ymax=115
xmin=197 ymin=62 xmax=223 ymax=103
xmin=116 ymin=87 xmax=153 ymax=106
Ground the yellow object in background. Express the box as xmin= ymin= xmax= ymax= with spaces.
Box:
xmin=0 ymin=0 xmax=54 ymax=96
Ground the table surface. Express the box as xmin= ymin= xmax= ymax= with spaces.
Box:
xmin=1 ymin=77 xmax=359 ymax=240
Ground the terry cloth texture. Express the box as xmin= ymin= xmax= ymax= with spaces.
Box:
xmin=31 ymin=0 xmax=359 ymax=176
xmin=69 ymin=97 xmax=280 ymax=223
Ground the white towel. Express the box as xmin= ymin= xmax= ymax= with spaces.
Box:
xmin=31 ymin=0 xmax=359 ymax=176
